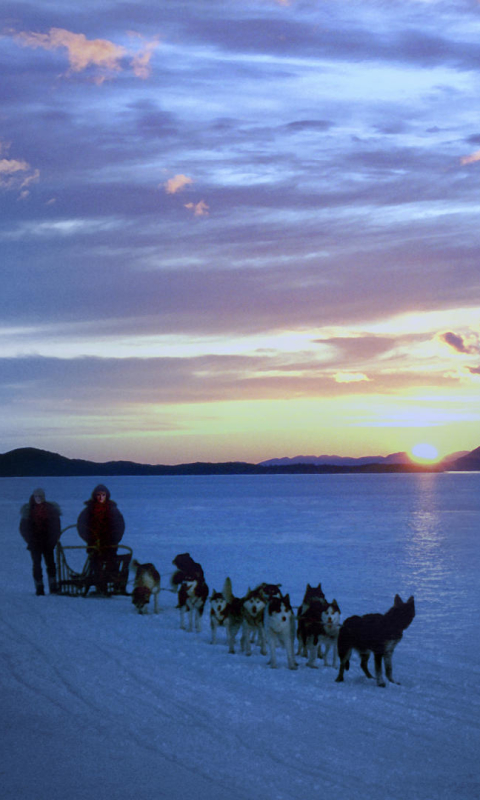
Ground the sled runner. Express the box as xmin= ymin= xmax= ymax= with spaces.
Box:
xmin=55 ymin=525 xmax=133 ymax=597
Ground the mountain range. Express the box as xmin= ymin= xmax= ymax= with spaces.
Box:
xmin=0 ymin=446 xmax=478 ymax=477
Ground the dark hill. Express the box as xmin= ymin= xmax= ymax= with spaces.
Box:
xmin=448 ymin=446 xmax=480 ymax=471
xmin=1 ymin=446 xmax=475 ymax=477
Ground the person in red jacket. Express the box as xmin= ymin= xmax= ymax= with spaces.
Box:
xmin=77 ymin=485 xmax=125 ymax=594
xmin=19 ymin=488 xmax=62 ymax=595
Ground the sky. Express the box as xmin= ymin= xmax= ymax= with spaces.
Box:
xmin=1 ymin=0 xmax=480 ymax=465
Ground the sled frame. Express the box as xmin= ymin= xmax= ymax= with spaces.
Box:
xmin=56 ymin=527 xmax=132 ymax=597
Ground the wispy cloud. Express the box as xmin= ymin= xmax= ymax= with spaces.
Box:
xmin=460 ymin=150 xmax=480 ymax=167
xmin=0 ymin=143 xmax=39 ymax=197
xmin=14 ymin=27 xmax=158 ymax=83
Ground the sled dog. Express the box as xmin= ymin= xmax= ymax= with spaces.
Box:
xmin=241 ymin=586 xmax=268 ymax=656
xmin=219 ymin=577 xmax=245 ymax=653
xmin=210 ymin=589 xmax=229 ymax=644
xmin=131 ymin=559 xmax=161 ymax=614
xmin=177 ymin=574 xmax=209 ymax=633
xmin=318 ymin=601 xmax=341 ymax=667
xmin=296 ymin=583 xmax=327 ymax=659
xmin=171 ymin=552 xmax=205 ymax=588
xmin=335 ymin=594 xmax=415 ymax=687
xmin=264 ymin=594 xmax=298 ymax=670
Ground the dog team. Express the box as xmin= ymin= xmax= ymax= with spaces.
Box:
xmin=131 ymin=551 xmax=415 ymax=687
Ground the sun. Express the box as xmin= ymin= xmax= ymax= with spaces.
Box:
xmin=410 ymin=443 xmax=439 ymax=463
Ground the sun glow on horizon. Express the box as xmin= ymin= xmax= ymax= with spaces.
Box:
xmin=410 ymin=442 xmax=439 ymax=463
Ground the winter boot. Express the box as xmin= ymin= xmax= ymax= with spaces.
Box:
xmin=48 ymin=574 xmax=59 ymax=594
xmin=35 ymin=581 xmax=45 ymax=596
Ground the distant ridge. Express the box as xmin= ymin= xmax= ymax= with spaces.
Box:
xmin=0 ymin=446 xmax=478 ymax=477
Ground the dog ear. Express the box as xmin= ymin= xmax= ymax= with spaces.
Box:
xmin=394 ymin=594 xmax=403 ymax=606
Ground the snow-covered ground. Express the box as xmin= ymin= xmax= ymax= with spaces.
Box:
xmin=1 ymin=474 xmax=479 ymax=799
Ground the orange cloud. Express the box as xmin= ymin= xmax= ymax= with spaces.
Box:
xmin=185 ymin=200 xmax=209 ymax=217
xmin=460 ymin=150 xmax=480 ymax=166
xmin=164 ymin=174 xmax=193 ymax=194
xmin=0 ymin=148 xmax=39 ymax=196
xmin=129 ymin=34 xmax=160 ymax=79
xmin=15 ymin=27 xmax=158 ymax=83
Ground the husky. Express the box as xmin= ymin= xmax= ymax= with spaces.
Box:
xmin=210 ymin=589 xmax=229 ymax=644
xmin=241 ymin=586 xmax=268 ymax=656
xmin=335 ymin=594 xmax=415 ymax=687
xmin=219 ymin=577 xmax=245 ymax=654
xmin=178 ymin=574 xmax=209 ymax=633
xmin=131 ymin=559 xmax=161 ymax=614
xmin=257 ymin=582 xmax=283 ymax=602
xmin=264 ymin=594 xmax=298 ymax=670
xmin=297 ymin=583 xmax=327 ymax=659
xmin=171 ymin=552 xmax=205 ymax=588
xmin=318 ymin=601 xmax=341 ymax=667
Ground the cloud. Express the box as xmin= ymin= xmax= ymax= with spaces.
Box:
xmin=460 ymin=150 xmax=480 ymax=166
xmin=333 ymin=372 xmax=370 ymax=383
xmin=164 ymin=174 xmax=193 ymax=194
xmin=185 ymin=200 xmax=209 ymax=216
xmin=14 ymin=27 xmax=158 ymax=83
xmin=0 ymin=146 xmax=39 ymax=197
xmin=129 ymin=34 xmax=161 ymax=79
xmin=440 ymin=331 xmax=474 ymax=354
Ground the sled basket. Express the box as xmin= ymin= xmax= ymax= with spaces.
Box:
xmin=56 ymin=528 xmax=133 ymax=597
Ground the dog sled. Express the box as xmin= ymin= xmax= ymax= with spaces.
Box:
xmin=55 ymin=524 xmax=133 ymax=597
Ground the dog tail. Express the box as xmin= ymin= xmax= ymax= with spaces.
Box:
xmin=223 ymin=576 xmax=234 ymax=603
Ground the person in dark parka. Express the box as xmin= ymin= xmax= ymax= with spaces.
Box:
xmin=19 ymin=488 xmax=62 ymax=595
xmin=77 ymin=484 xmax=125 ymax=594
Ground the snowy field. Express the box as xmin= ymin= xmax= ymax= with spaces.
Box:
xmin=1 ymin=473 xmax=479 ymax=800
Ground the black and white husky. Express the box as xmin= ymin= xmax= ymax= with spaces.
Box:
xmin=264 ymin=594 xmax=298 ymax=670
xmin=131 ymin=559 xmax=161 ymax=614
xmin=335 ymin=594 xmax=415 ymax=687
xmin=318 ymin=601 xmax=341 ymax=667
xmin=178 ymin=575 xmax=209 ymax=632
xmin=241 ymin=586 xmax=268 ymax=656
xmin=210 ymin=589 xmax=229 ymax=644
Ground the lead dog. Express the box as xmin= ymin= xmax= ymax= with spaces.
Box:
xmin=241 ymin=585 xmax=269 ymax=656
xmin=131 ymin=559 xmax=161 ymax=614
xmin=264 ymin=593 xmax=298 ymax=670
xmin=335 ymin=594 xmax=415 ymax=687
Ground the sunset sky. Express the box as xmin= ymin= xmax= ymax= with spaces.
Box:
xmin=1 ymin=0 xmax=480 ymax=465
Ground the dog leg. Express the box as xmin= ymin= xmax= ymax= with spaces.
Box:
xmin=180 ymin=606 xmax=186 ymax=630
xmin=335 ymin=648 xmax=351 ymax=682
xmin=195 ymin=608 xmax=202 ymax=633
xmin=360 ymin=652 xmax=374 ymax=680
xmin=383 ymin=651 xmax=399 ymax=684
xmin=268 ymin=635 xmax=278 ymax=668
xmin=306 ymin=636 xmax=318 ymax=668
xmin=242 ymin=622 xmax=252 ymax=656
xmin=210 ymin=618 xmax=217 ymax=644
xmin=286 ymin=636 xmax=298 ymax=670
xmin=258 ymin=626 xmax=267 ymax=657
xmin=374 ymin=653 xmax=386 ymax=687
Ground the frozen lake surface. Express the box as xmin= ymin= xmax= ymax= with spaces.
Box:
xmin=1 ymin=473 xmax=479 ymax=799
